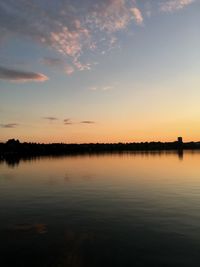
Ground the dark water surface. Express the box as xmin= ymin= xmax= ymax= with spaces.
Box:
xmin=1 ymin=151 xmax=200 ymax=266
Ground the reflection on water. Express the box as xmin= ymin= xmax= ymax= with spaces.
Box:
xmin=10 ymin=223 xmax=48 ymax=234
xmin=1 ymin=151 xmax=200 ymax=266
xmin=0 ymin=149 xmax=191 ymax=168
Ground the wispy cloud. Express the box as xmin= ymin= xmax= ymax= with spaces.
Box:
xmin=42 ymin=57 xmax=64 ymax=67
xmin=0 ymin=0 xmax=143 ymax=72
xmin=64 ymin=118 xmax=73 ymax=125
xmin=89 ymin=86 xmax=98 ymax=91
xmin=0 ymin=123 xmax=18 ymax=128
xmin=42 ymin=57 xmax=74 ymax=75
xmin=87 ymin=0 xmax=131 ymax=32
xmin=89 ymin=85 xmax=114 ymax=91
xmin=81 ymin=121 xmax=95 ymax=124
xmin=160 ymin=0 xmax=194 ymax=12
xmin=102 ymin=86 xmax=114 ymax=91
xmin=63 ymin=118 xmax=95 ymax=125
xmin=0 ymin=66 xmax=48 ymax=82
xmin=43 ymin=117 xmax=58 ymax=122
xmin=0 ymin=0 xmax=195 ymax=74
xmin=130 ymin=8 xmax=143 ymax=25
xmin=64 ymin=65 xmax=74 ymax=75
xmin=0 ymin=0 xmax=90 ymax=71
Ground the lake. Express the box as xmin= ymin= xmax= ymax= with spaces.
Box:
xmin=1 ymin=151 xmax=200 ymax=266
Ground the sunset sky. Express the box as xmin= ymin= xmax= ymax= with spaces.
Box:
xmin=0 ymin=0 xmax=200 ymax=143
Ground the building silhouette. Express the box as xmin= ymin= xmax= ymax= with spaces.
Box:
xmin=177 ymin=137 xmax=183 ymax=144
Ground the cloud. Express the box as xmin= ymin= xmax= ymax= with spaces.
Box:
xmin=0 ymin=66 xmax=48 ymax=82
xmin=64 ymin=118 xmax=73 ymax=125
xmin=63 ymin=119 xmax=95 ymax=125
xmin=102 ymin=86 xmax=114 ymax=91
xmin=89 ymin=86 xmax=98 ymax=91
xmin=64 ymin=65 xmax=74 ymax=75
xmin=0 ymin=0 xmax=143 ymax=72
xmin=87 ymin=0 xmax=131 ymax=32
xmin=89 ymin=85 xmax=114 ymax=91
xmin=0 ymin=0 xmax=91 ymax=71
xmin=160 ymin=0 xmax=194 ymax=12
xmin=43 ymin=117 xmax=58 ymax=121
xmin=0 ymin=0 xmax=194 ymax=74
xmin=42 ymin=57 xmax=64 ymax=67
xmin=0 ymin=123 xmax=18 ymax=128
xmin=130 ymin=8 xmax=143 ymax=25
xmin=42 ymin=57 xmax=74 ymax=75
xmin=81 ymin=121 xmax=95 ymax=124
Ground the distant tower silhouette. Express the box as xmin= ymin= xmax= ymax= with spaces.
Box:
xmin=177 ymin=137 xmax=183 ymax=144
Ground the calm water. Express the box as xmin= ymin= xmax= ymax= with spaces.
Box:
xmin=1 ymin=151 xmax=200 ymax=266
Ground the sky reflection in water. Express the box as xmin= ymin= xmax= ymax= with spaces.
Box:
xmin=1 ymin=151 xmax=200 ymax=266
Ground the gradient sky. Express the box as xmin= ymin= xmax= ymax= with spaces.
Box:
xmin=0 ymin=0 xmax=200 ymax=143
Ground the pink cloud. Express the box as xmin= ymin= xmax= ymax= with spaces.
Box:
xmin=42 ymin=57 xmax=64 ymax=67
xmin=42 ymin=57 xmax=74 ymax=75
xmin=160 ymin=0 xmax=195 ymax=12
xmin=0 ymin=1 xmax=143 ymax=74
xmin=130 ymin=7 xmax=143 ymax=25
xmin=64 ymin=65 xmax=74 ymax=75
xmin=2 ymin=0 xmax=194 ymax=76
xmin=87 ymin=0 xmax=131 ymax=32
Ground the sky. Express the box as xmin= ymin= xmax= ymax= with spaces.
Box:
xmin=0 ymin=0 xmax=200 ymax=143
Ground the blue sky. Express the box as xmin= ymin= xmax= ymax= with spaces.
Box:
xmin=0 ymin=0 xmax=200 ymax=143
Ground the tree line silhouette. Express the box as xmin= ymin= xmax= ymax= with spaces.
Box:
xmin=0 ymin=138 xmax=200 ymax=167
xmin=0 ymin=138 xmax=200 ymax=155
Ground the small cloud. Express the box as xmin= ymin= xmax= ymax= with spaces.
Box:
xmin=89 ymin=85 xmax=114 ymax=91
xmin=64 ymin=118 xmax=73 ymax=125
xmin=64 ymin=65 xmax=74 ymax=75
xmin=0 ymin=66 xmax=48 ymax=83
xmin=130 ymin=8 xmax=143 ymax=25
xmin=43 ymin=117 xmax=58 ymax=122
xmin=42 ymin=57 xmax=64 ymax=67
xmin=144 ymin=2 xmax=152 ymax=18
xmin=89 ymin=86 xmax=98 ymax=91
xmin=160 ymin=0 xmax=194 ymax=12
xmin=42 ymin=57 xmax=74 ymax=75
xmin=81 ymin=121 xmax=95 ymax=124
xmin=73 ymin=60 xmax=91 ymax=71
xmin=102 ymin=86 xmax=114 ymax=91
xmin=0 ymin=123 xmax=18 ymax=128
xmin=64 ymin=119 xmax=71 ymax=123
